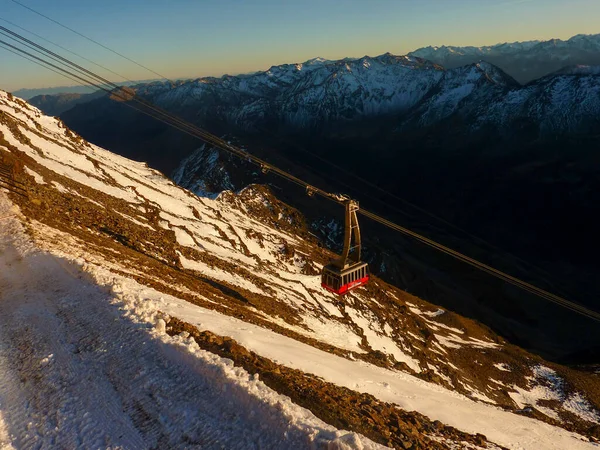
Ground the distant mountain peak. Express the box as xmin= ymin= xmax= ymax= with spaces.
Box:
xmin=472 ymin=61 xmax=519 ymax=86
xmin=304 ymin=56 xmax=329 ymax=65
xmin=408 ymin=33 xmax=600 ymax=84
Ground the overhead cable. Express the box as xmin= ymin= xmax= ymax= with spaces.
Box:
xmin=9 ymin=0 xmax=171 ymax=81
xmin=1 ymin=26 xmax=598 ymax=322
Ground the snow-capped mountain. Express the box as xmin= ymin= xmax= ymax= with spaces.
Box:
xmin=409 ymin=34 xmax=600 ymax=84
xmin=400 ymin=64 xmax=600 ymax=133
xmin=57 ymin=50 xmax=600 ymax=142
xmin=2 ymin=91 xmax=600 ymax=448
xmin=131 ymin=53 xmax=445 ymax=131
xmin=410 ymin=40 xmax=540 ymax=62
xmin=399 ymin=61 xmax=519 ymax=128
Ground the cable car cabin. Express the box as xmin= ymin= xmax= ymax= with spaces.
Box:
xmin=319 ymin=198 xmax=369 ymax=295
xmin=321 ymin=261 xmax=369 ymax=295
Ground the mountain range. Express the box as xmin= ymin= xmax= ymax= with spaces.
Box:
xmin=409 ymin=34 xmax=600 ymax=83
xmin=22 ymin=32 xmax=600 ymax=107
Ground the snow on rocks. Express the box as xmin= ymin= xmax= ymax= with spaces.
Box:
xmin=41 ymin=254 xmax=600 ymax=450
xmin=494 ymin=363 xmax=511 ymax=372
xmin=565 ymin=393 xmax=600 ymax=424
xmin=510 ymin=365 xmax=600 ymax=425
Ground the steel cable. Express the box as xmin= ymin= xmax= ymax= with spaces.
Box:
xmin=1 ymin=27 xmax=598 ymax=322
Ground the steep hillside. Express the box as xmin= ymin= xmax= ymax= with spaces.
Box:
xmin=1 ymin=92 xmax=600 ymax=449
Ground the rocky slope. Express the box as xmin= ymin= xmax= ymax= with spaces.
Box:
xmin=2 ymin=91 xmax=600 ymax=449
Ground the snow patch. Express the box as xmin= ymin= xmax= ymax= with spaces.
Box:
xmin=563 ymin=392 xmax=600 ymax=424
xmin=494 ymin=363 xmax=511 ymax=372
xmin=23 ymin=166 xmax=45 ymax=185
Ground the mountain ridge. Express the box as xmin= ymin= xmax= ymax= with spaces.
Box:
xmin=409 ymin=33 xmax=600 ymax=84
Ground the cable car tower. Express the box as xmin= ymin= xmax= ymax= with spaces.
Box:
xmin=320 ymin=197 xmax=370 ymax=295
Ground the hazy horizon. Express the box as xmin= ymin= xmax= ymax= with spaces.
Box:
xmin=10 ymin=29 xmax=599 ymax=97
xmin=2 ymin=0 xmax=600 ymax=91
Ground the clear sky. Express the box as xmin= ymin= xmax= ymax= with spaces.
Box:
xmin=1 ymin=0 xmax=600 ymax=91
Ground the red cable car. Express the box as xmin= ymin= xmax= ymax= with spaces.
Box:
xmin=321 ymin=198 xmax=370 ymax=295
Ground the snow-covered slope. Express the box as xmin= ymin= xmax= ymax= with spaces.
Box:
xmin=1 ymin=91 xmax=600 ymax=449
xmin=401 ymin=62 xmax=518 ymax=128
xmin=0 ymin=196 xmax=382 ymax=449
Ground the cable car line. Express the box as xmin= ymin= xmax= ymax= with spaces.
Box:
xmin=0 ymin=30 xmax=113 ymax=89
xmin=9 ymin=0 xmax=170 ymax=82
xmin=0 ymin=26 xmax=334 ymax=203
xmin=277 ymin=134 xmax=549 ymax=264
xmin=5 ymin=8 xmax=557 ymax=292
xmin=0 ymin=39 xmax=116 ymax=94
xmin=0 ymin=6 xmax=582 ymax=296
xmin=2 ymin=28 xmax=599 ymax=321
xmin=0 ymin=42 xmax=89 ymax=89
xmin=0 ymin=17 xmax=132 ymax=85
xmin=359 ymin=209 xmax=600 ymax=322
